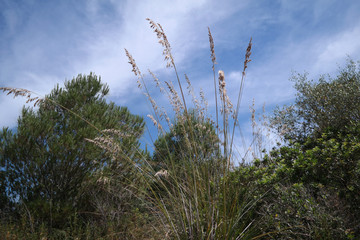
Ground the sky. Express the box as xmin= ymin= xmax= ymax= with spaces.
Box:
xmin=1 ymin=0 xmax=360 ymax=158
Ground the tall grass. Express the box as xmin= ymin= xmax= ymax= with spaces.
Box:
xmin=119 ymin=18 xmax=262 ymax=239
xmin=0 ymin=19 xmax=267 ymax=239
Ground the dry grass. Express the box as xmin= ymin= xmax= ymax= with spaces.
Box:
xmin=229 ymin=37 xmax=252 ymax=162
xmin=1 ymin=18 xmax=263 ymax=239
xmin=208 ymin=27 xmax=219 ymax=132
xmin=0 ymin=87 xmax=44 ymax=106
xmin=122 ymin=18 xmax=260 ymax=239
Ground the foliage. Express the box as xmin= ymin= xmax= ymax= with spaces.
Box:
xmin=152 ymin=109 xmax=220 ymax=170
xmin=0 ymin=73 xmax=145 ymax=232
xmin=260 ymin=125 xmax=360 ymax=236
xmin=252 ymin=62 xmax=360 ymax=238
xmin=1 ymin=18 xmax=359 ymax=240
xmin=272 ymin=59 xmax=360 ymax=142
xmin=259 ymin=183 xmax=348 ymax=239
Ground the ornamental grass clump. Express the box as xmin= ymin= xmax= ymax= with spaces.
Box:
xmin=0 ymin=18 xmax=269 ymax=239
xmin=122 ymin=18 xmax=264 ymax=239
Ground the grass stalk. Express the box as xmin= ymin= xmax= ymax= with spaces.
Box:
xmin=229 ymin=38 xmax=252 ymax=162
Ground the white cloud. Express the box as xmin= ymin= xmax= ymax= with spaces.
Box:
xmin=0 ymin=96 xmax=34 ymax=129
xmin=315 ymin=26 xmax=360 ymax=73
xmin=1 ymin=0 xmax=360 ymax=131
xmin=2 ymin=0 xmax=243 ymax=127
xmin=68 ymin=0 xmax=248 ymax=106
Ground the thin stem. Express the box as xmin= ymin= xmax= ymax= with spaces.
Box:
xmin=208 ymin=27 xmax=219 ymax=134
xmin=229 ymin=38 xmax=252 ymax=165
xmin=173 ymin=64 xmax=188 ymax=114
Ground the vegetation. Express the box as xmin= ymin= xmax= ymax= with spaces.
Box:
xmin=0 ymin=74 xmax=146 ymax=238
xmin=152 ymin=109 xmax=220 ymax=171
xmin=271 ymin=60 xmax=360 ymax=142
xmin=0 ymin=18 xmax=359 ymax=239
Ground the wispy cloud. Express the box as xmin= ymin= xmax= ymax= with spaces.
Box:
xmin=315 ymin=26 xmax=360 ymax=72
xmin=1 ymin=0 xmax=360 ymax=131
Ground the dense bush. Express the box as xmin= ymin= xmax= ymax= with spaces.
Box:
xmin=272 ymin=59 xmax=360 ymax=142
xmin=0 ymin=74 xmax=146 ymax=238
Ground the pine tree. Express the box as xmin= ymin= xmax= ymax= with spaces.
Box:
xmin=0 ymin=73 xmax=144 ymax=229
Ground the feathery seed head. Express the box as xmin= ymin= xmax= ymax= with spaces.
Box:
xmin=243 ymin=38 xmax=252 ymax=75
xmin=154 ymin=169 xmax=169 ymax=178
xmin=218 ymin=70 xmax=225 ymax=88
xmin=125 ymin=49 xmax=143 ymax=88
xmin=0 ymin=87 xmax=45 ymax=107
xmin=218 ymin=70 xmax=233 ymax=114
xmin=208 ymin=27 xmax=217 ymax=70
xmin=148 ymin=114 xmax=163 ymax=132
xmin=146 ymin=18 xmax=174 ymax=68
xmin=165 ymin=81 xmax=183 ymax=115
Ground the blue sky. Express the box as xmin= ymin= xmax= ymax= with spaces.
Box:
xmin=1 ymin=0 xmax=360 ymax=157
